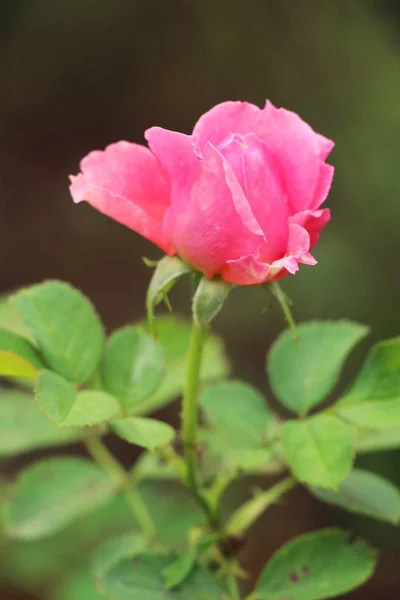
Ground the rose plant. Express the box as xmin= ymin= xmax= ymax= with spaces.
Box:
xmin=1 ymin=101 xmax=400 ymax=600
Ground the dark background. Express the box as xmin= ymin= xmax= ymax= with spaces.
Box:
xmin=1 ymin=0 xmax=400 ymax=598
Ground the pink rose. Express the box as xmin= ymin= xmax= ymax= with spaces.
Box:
xmin=70 ymin=101 xmax=333 ymax=285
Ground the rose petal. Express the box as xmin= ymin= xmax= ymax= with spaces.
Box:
xmin=316 ymin=133 xmax=335 ymax=160
xmin=145 ymin=127 xmax=197 ymax=195
xmin=258 ymin=101 xmax=328 ymax=214
xmin=290 ymin=209 xmax=331 ymax=248
xmin=312 ymin=163 xmax=335 ymax=210
xmin=69 ymin=141 xmax=173 ymax=253
xmin=219 ymin=133 xmax=290 ymax=262
xmin=223 ymin=253 xmax=271 ymax=286
xmin=193 ymin=101 xmax=262 ymax=150
xmin=213 ymin=142 xmax=265 ymax=237
xmin=163 ymin=142 xmax=265 ymax=278
xmin=271 ymin=223 xmax=317 ymax=276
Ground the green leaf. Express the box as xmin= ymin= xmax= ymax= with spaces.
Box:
xmin=200 ymin=380 xmax=278 ymax=469
xmin=54 ymin=569 xmax=104 ymax=600
xmin=336 ymin=338 xmax=400 ymax=428
xmin=201 ymin=380 xmax=269 ymax=448
xmin=111 ymin=416 xmax=175 ymax=450
xmin=135 ymin=316 xmax=229 ymax=415
xmin=4 ymin=458 xmax=116 ymax=539
xmin=1 ymin=482 xmax=202 ymax=592
xmin=146 ymin=256 xmax=191 ymax=332
xmin=338 ymin=399 xmax=400 ymax=429
xmin=192 ymin=276 xmax=231 ymax=326
xmin=0 ymin=313 xmax=44 ymax=382
xmin=283 ymin=415 xmax=355 ymax=489
xmin=65 ymin=391 xmax=121 ymax=428
xmin=139 ymin=482 xmax=202 ymax=546
xmin=0 ymin=295 xmax=35 ymax=341
xmin=268 ymin=321 xmax=368 ymax=415
xmin=0 ymin=495 xmax=136 ymax=591
xmin=357 ymin=427 xmax=400 ymax=453
xmin=0 ymin=328 xmax=43 ymax=368
xmin=311 ymin=469 xmax=400 ymax=524
xmin=0 ymin=390 xmax=83 ymax=457
xmin=97 ymin=554 xmax=226 ymax=600
xmin=12 ymin=280 xmax=105 ymax=384
xmin=93 ymin=533 xmax=147 ymax=578
xmin=0 ymin=350 xmax=40 ymax=380
xmin=254 ymin=528 xmax=376 ymax=600
xmin=134 ymin=452 xmax=180 ymax=481
xmin=102 ymin=326 xmax=164 ymax=413
xmin=35 ymin=370 xmax=76 ymax=422
xmin=162 ymin=546 xmax=197 ymax=590
xmin=35 ymin=370 xmax=120 ymax=427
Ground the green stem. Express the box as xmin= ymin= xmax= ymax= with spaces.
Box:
xmin=181 ymin=320 xmax=220 ymax=530
xmin=182 ymin=320 xmax=205 ymax=456
xmin=85 ymin=432 xmax=156 ymax=540
xmin=226 ymin=476 xmax=297 ymax=537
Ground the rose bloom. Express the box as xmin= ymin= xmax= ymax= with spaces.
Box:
xmin=70 ymin=101 xmax=334 ymax=285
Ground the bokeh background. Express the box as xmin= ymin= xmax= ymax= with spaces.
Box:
xmin=1 ymin=0 xmax=400 ymax=598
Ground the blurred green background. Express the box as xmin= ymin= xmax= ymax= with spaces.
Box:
xmin=1 ymin=0 xmax=400 ymax=598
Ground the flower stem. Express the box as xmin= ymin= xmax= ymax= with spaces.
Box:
xmin=85 ymin=432 xmax=156 ymax=541
xmin=181 ymin=320 xmax=220 ymax=530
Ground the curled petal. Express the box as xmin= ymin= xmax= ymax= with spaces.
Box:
xmin=69 ymin=141 xmax=173 ymax=253
xmin=222 ymin=223 xmax=319 ymax=286
xmin=290 ymin=209 xmax=331 ymax=248
xmin=271 ymin=223 xmax=317 ymax=276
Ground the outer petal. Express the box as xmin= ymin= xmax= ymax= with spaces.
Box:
xmin=69 ymin=141 xmax=173 ymax=253
xmin=193 ymin=101 xmax=262 ymax=150
xmin=258 ymin=101 xmax=334 ymax=213
xmin=145 ymin=127 xmax=197 ymax=196
xmin=290 ymin=209 xmax=331 ymax=248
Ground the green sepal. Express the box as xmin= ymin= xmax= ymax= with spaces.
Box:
xmin=146 ymin=256 xmax=192 ymax=334
xmin=192 ymin=276 xmax=231 ymax=326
